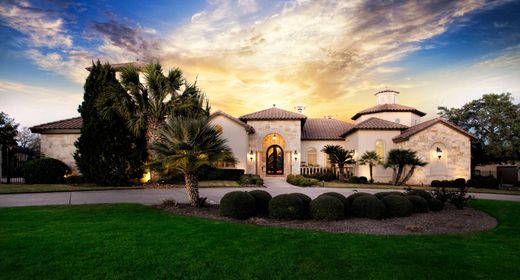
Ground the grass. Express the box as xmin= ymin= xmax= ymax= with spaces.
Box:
xmin=322 ymin=181 xmax=520 ymax=195
xmin=1 ymin=200 xmax=520 ymax=279
xmin=0 ymin=184 xmax=140 ymax=194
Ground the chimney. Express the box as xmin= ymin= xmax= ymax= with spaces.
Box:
xmin=295 ymin=105 xmax=306 ymax=114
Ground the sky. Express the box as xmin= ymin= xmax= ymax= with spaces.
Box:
xmin=1 ymin=0 xmax=520 ymax=127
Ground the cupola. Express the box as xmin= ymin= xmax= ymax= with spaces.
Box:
xmin=375 ymin=89 xmax=399 ymax=105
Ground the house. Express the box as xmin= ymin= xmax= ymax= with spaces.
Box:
xmin=31 ymin=89 xmax=473 ymax=185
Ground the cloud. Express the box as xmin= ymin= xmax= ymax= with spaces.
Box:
xmin=159 ymin=0 xmax=495 ymax=118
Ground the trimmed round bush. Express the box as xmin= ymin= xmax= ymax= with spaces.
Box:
xmin=406 ymin=189 xmax=432 ymax=200
xmin=359 ymin=176 xmax=368 ymax=184
xmin=269 ymin=194 xmax=305 ymax=220
xmin=290 ymin=193 xmax=312 ymax=215
xmin=248 ymin=190 xmax=272 ymax=216
xmin=346 ymin=192 xmax=372 ymax=208
xmin=431 ymin=180 xmax=442 ymax=188
xmin=319 ymin=192 xmax=348 ymax=207
xmin=23 ymin=158 xmax=70 ymax=184
xmin=381 ymin=195 xmax=413 ymax=217
xmin=219 ymin=191 xmax=256 ymax=219
xmin=427 ymin=198 xmax=444 ymax=212
xmin=454 ymin=178 xmax=466 ymax=189
xmin=374 ymin=192 xmax=392 ymax=200
xmin=310 ymin=195 xmax=345 ymax=220
xmin=351 ymin=195 xmax=385 ymax=219
xmin=406 ymin=195 xmax=429 ymax=213
xmin=466 ymin=178 xmax=479 ymax=188
xmin=348 ymin=176 xmax=361 ymax=183
xmin=441 ymin=180 xmax=453 ymax=188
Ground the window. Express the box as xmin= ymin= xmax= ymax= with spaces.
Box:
xmin=307 ymin=148 xmax=317 ymax=166
xmin=375 ymin=140 xmax=385 ymax=160
xmin=215 ymin=124 xmax=223 ymax=134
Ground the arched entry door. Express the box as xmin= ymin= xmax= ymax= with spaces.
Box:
xmin=266 ymin=145 xmax=284 ymax=175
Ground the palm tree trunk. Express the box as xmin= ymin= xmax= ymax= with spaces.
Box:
xmin=185 ymin=173 xmax=201 ymax=207
xmin=338 ymin=164 xmax=345 ymax=181
xmin=369 ymin=164 xmax=374 ymax=183
xmin=399 ymin=165 xmax=416 ymax=185
xmin=394 ymin=165 xmax=404 ymax=185
xmin=146 ymin=118 xmax=164 ymax=182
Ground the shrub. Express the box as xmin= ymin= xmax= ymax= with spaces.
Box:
xmin=199 ymin=168 xmax=245 ymax=181
xmin=347 ymin=176 xmax=361 ymax=184
xmin=406 ymin=189 xmax=432 ymax=200
xmin=65 ymin=175 xmax=88 ymax=184
xmin=406 ymin=195 xmax=429 ymax=213
xmin=346 ymin=192 xmax=372 ymax=209
xmin=454 ymin=178 xmax=466 ymax=189
xmin=219 ymin=191 xmax=256 ymax=219
xmin=248 ymin=190 xmax=272 ymax=216
xmin=307 ymin=171 xmax=337 ymax=182
xmin=466 ymin=178 xmax=479 ymax=188
xmin=374 ymin=192 xmax=392 ymax=200
xmin=358 ymin=176 xmax=368 ymax=184
xmin=431 ymin=180 xmax=442 ymax=188
xmin=23 ymin=158 xmax=70 ymax=184
xmin=381 ymin=195 xmax=413 ymax=217
xmin=318 ymin=192 xmax=348 ymax=208
xmin=310 ymin=195 xmax=345 ymax=220
xmin=351 ymin=195 xmax=385 ymax=219
xmin=269 ymin=194 xmax=305 ymax=220
xmin=427 ymin=198 xmax=444 ymax=212
xmin=286 ymin=175 xmax=319 ymax=187
xmin=441 ymin=180 xmax=453 ymax=188
xmin=290 ymin=193 xmax=312 ymax=215
xmin=239 ymin=174 xmax=264 ymax=186
xmin=479 ymin=175 xmax=498 ymax=189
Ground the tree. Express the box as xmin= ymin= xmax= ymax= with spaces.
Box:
xmin=321 ymin=145 xmax=355 ymax=180
xmin=96 ymin=63 xmax=209 ymax=181
xmin=17 ymin=127 xmax=40 ymax=153
xmin=358 ymin=151 xmax=383 ymax=183
xmin=74 ymin=61 xmax=147 ymax=185
xmin=438 ymin=93 xmax=520 ymax=165
xmin=150 ymin=115 xmax=235 ymax=207
xmin=384 ymin=149 xmax=427 ymax=186
xmin=0 ymin=112 xmax=18 ymax=148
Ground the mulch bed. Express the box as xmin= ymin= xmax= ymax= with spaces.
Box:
xmin=157 ymin=201 xmax=497 ymax=235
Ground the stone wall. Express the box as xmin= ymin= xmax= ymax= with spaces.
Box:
xmin=398 ymin=123 xmax=471 ymax=185
xmin=40 ymin=133 xmax=80 ymax=173
xmin=247 ymin=120 xmax=301 ymax=176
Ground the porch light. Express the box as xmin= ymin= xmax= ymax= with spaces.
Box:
xmin=272 ymin=134 xmax=277 ymax=140
xmin=436 ymin=147 xmax=443 ymax=159
xmin=249 ymin=150 xmax=254 ymax=161
xmin=294 ymin=150 xmax=298 ymax=161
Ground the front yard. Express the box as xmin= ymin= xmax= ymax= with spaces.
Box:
xmin=1 ymin=200 xmax=519 ymax=279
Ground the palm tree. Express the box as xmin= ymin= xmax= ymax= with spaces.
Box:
xmin=384 ymin=149 xmax=427 ymax=185
xmin=97 ymin=63 xmax=209 ymax=181
xmin=358 ymin=151 xmax=383 ymax=183
xmin=150 ymin=115 xmax=235 ymax=207
xmin=321 ymin=145 xmax=355 ymax=181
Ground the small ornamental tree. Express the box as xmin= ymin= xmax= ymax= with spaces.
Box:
xmin=384 ymin=149 xmax=427 ymax=186
xmin=74 ymin=61 xmax=147 ymax=186
xmin=358 ymin=151 xmax=383 ymax=183
xmin=321 ymin=145 xmax=355 ymax=180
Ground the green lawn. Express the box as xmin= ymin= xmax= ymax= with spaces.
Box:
xmin=0 ymin=184 xmax=140 ymax=194
xmin=322 ymin=181 xmax=520 ymax=195
xmin=1 ymin=200 xmax=519 ymax=279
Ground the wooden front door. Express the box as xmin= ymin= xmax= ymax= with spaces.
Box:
xmin=266 ymin=145 xmax=284 ymax=175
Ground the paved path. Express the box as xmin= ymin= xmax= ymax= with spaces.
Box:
xmin=0 ymin=178 xmax=519 ymax=207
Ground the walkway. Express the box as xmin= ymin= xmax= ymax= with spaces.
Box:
xmin=0 ymin=178 xmax=519 ymax=207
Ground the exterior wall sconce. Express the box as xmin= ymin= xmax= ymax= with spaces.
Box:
xmin=294 ymin=150 xmax=298 ymax=161
xmin=436 ymin=147 xmax=443 ymax=159
xmin=272 ymin=134 xmax=277 ymax=140
xmin=249 ymin=150 xmax=254 ymax=161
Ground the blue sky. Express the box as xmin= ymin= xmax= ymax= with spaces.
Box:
xmin=1 ymin=0 xmax=519 ymax=127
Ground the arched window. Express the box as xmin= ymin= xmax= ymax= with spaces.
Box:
xmin=307 ymin=148 xmax=317 ymax=166
xmin=375 ymin=140 xmax=385 ymax=160
xmin=215 ymin=124 xmax=223 ymax=134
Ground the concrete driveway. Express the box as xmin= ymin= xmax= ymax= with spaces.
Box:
xmin=0 ymin=177 xmax=519 ymax=207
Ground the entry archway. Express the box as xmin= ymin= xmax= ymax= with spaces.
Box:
xmin=266 ymin=145 xmax=284 ymax=175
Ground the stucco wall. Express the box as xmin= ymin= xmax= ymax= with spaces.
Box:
xmin=356 ymin=112 xmax=421 ymax=126
xmin=345 ymin=130 xmax=401 ymax=183
xmin=397 ymin=123 xmax=472 ymax=185
xmin=301 ymin=140 xmax=345 ymax=167
xmin=40 ymin=133 xmax=80 ymax=173
xmin=209 ymin=115 xmax=249 ymax=172
xmin=247 ymin=120 xmax=301 ymax=176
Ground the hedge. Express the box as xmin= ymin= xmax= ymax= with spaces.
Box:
xmin=269 ymin=194 xmax=305 ymax=220
xmin=248 ymin=190 xmax=272 ymax=216
xmin=199 ymin=168 xmax=245 ymax=181
xmin=290 ymin=193 xmax=312 ymax=215
xmin=351 ymin=195 xmax=385 ymax=219
xmin=23 ymin=158 xmax=70 ymax=184
xmin=286 ymin=175 xmax=319 ymax=187
xmin=219 ymin=191 xmax=256 ymax=219
xmin=310 ymin=195 xmax=345 ymax=220
xmin=381 ymin=195 xmax=413 ymax=217
xmin=406 ymin=195 xmax=429 ymax=213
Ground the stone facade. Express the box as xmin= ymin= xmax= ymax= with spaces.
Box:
xmin=40 ymin=133 xmax=80 ymax=173
xmin=397 ymin=123 xmax=472 ymax=185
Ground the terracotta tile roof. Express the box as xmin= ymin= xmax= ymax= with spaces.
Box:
xmin=30 ymin=117 xmax=82 ymax=133
xmin=239 ymin=107 xmax=307 ymax=121
xmin=393 ymin=117 xmax=474 ymax=143
xmin=341 ymin=117 xmax=408 ymax=137
xmin=209 ymin=110 xmax=255 ymax=133
xmin=85 ymin=61 xmax=147 ymax=71
xmin=351 ymin=103 xmax=426 ymax=120
xmin=302 ymin=118 xmax=354 ymax=140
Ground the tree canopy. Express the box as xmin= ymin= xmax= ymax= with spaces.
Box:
xmin=0 ymin=112 xmax=18 ymax=148
xmin=438 ymin=93 xmax=520 ymax=164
